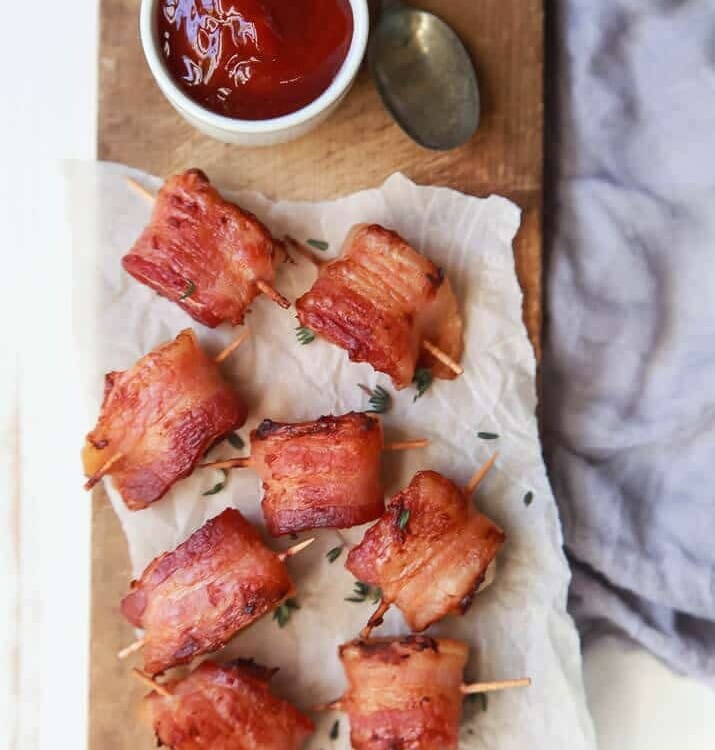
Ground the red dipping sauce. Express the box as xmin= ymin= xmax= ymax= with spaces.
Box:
xmin=157 ymin=0 xmax=354 ymax=120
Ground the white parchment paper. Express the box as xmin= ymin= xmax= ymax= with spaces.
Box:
xmin=68 ymin=161 xmax=595 ymax=749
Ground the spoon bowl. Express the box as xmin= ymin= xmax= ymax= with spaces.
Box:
xmin=368 ymin=5 xmax=480 ymax=150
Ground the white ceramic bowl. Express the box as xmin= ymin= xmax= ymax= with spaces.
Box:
xmin=140 ymin=0 xmax=369 ymax=146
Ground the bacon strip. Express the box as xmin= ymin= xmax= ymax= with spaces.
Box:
xmin=296 ymin=224 xmax=463 ymax=389
xmin=121 ymin=509 xmax=293 ymax=675
xmin=144 ymin=659 xmax=314 ymax=750
xmin=251 ymin=412 xmax=385 ymax=536
xmin=346 ymin=471 xmax=505 ymax=631
xmin=123 ymin=169 xmax=282 ymax=327
xmin=82 ymin=329 xmax=246 ymax=510
xmin=338 ymin=636 xmax=467 ymax=750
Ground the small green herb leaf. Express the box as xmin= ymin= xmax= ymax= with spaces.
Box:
xmin=412 ymin=368 xmax=433 ymax=401
xmin=466 ymin=692 xmax=488 ymax=711
xmin=307 ymin=239 xmax=329 ymax=251
xmin=227 ymin=432 xmax=244 ymax=450
xmin=359 ymin=384 xmax=392 ymax=414
xmin=330 ymin=719 xmax=340 ymax=740
xmin=477 ymin=432 xmax=499 ymax=440
xmin=354 ymin=582 xmax=369 ymax=597
xmin=296 ymin=326 xmax=315 ymax=345
xmin=178 ymin=279 xmax=196 ymax=300
xmin=326 ymin=546 xmax=344 ymax=564
xmin=273 ymin=598 xmax=300 ymax=628
xmin=397 ymin=509 xmax=411 ymax=530
xmin=523 ymin=491 xmax=534 ymax=507
xmin=345 ymin=581 xmax=381 ymax=603
xmin=346 ymin=581 xmax=368 ymax=602
xmin=202 ymin=469 xmax=228 ymax=496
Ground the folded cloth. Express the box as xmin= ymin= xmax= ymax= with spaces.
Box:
xmin=543 ymin=0 xmax=715 ymax=683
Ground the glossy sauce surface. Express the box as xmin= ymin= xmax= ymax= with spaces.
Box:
xmin=158 ymin=0 xmax=354 ymax=120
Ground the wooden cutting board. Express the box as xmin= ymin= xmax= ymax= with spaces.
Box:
xmin=91 ymin=1 xmax=543 ymax=746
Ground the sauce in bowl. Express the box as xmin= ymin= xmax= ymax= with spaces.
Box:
xmin=157 ymin=0 xmax=354 ymax=120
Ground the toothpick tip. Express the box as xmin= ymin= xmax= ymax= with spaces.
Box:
xmin=278 ymin=537 xmax=316 ymax=561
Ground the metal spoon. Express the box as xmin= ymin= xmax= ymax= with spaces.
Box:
xmin=368 ymin=0 xmax=480 ymax=150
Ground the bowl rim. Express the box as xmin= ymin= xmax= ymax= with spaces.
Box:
xmin=140 ymin=0 xmax=369 ymax=134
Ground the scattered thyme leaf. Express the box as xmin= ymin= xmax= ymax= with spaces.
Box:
xmin=326 ymin=546 xmax=344 ymax=563
xmin=465 ymin=693 xmax=488 ymax=711
xmin=412 ymin=368 xmax=433 ymax=401
xmin=397 ymin=509 xmax=411 ymax=530
xmin=345 ymin=581 xmax=381 ymax=603
xmin=359 ymin=384 xmax=392 ymax=414
xmin=202 ymin=469 xmax=228 ymax=496
xmin=523 ymin=491 xmax=534 ymax=507
xmin=296 ymin=326 xmax=315 ymax=345
xmin=354 ymin=582 xmax=369 ymax=597
xmin=178 ymin=279 xmax=196 ymax=300
xmin=307 ymin=239 xmax=330 ymax=252
xmin=477 ymin=432 xmax=499 ymax=440
xmin=227 ymin=432 xmax=244 ymax=450
xmin=330 ymin=720 xmax=340 ymax=740
xmin=273 ymin=598 xmax=300 ymax=628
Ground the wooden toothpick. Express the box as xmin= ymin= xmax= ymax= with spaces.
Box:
xmin=213 ymin=329 xmax=250 ymax=364
xmin=278 ymin=537 xmax=315 ymax=562
xmin=464 ymin=453 xmax=498 ymax=496
xmin=421 ymin=339 xmax=464 ymax=376
xmin=118 ymin=637 xmax=146 ymax=660
xmin=84 ymin=451 xmax=125 ymax=491
xmin=460 ymin=677 xmax=531 ymax=694
xmin=383 ymin=438 xmax=428 ymax=452
xmin=131 ymin=667 xmax=172 ymax=698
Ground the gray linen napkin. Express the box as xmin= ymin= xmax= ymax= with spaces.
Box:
xmin=543 ymin=0 xmax=715 ymax=682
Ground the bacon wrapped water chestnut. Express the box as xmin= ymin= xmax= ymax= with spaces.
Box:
xmin=121 ymin=508 xmax=295 ymax=675
xmin=346 ymin=468 xmax=505 ymax=634
xmin=331 ymin=636 xmax=468 ymax=750
xmin=142 ymin=659 xmax=314 ymax=750
xmin=82 ymin=328 xmax=247 ymax=510
xmin=295 ymin=224 xmax=464 ymax=389
xmin=326 ymin=636 xmax=530 ymax=750
xmin=250 ymin=412 xmax=386 ymax=536
xmin=123 ymin=168 xmax=289 ymax=327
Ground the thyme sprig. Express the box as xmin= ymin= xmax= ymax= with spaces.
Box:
xmin=412 ymin=368 xmax=433 ymax=401
xmin=345 ymin=581 xmax=382 ymax=604
xmin=330 ymin=719 xmax=340 ymax=739
xmin=296 ymin=326 xmax=315 ymax=345
xmin=358 ymin=384 xmax=392 ymax=414
xmin=397 ymin=508 xmax=411 ymax=530
xmin=466 ymin=692 xmax=488 ymax=711
xmin=273 ymin=598 xmax=300 ymax=628
xmin=178 ymin=279 xmax=196 ymax=300
xmin=202 ymin=469 xmax=228 ymax=496
xmin=307 ymin=238 xmax=329 ymax=251
xmin=227 ymin=432 xmax=244 ymax=450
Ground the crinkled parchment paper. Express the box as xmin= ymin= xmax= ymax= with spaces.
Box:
xmin=68 ymin=160 xmax=595 ymax=749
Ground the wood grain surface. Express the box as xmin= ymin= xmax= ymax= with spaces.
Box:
xmin=91 ymin=1 xmax=543 ymax=746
